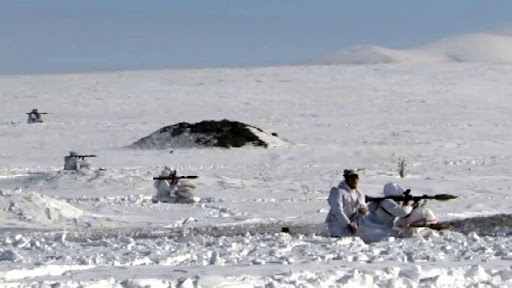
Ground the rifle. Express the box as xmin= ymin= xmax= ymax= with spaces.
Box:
xmin=153 ymin=175 xmax=199 ymax=180
xmin=71 ymin=155 xmax=97 ymax=160
xmin=26 ymin=112 xmax=49 ymax=115
xmin=365 ymin=189 xmax=457 ymax=203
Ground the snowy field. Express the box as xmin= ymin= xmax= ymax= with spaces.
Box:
xmin=1 ymin=64 xmax=512 ymax=287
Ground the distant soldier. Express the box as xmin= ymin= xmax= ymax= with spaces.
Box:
xmin=154 ymin=167 xmax=178 ymax=202
xmin=64 ymin=151 xmax=79 ymax=170
xmin=63 ymin=151 xmax=96 ymax=170
xmin=153 ymin=167 xmax=197 ymax=203
xmin=27 ymin=109 xmax=45 ymax=124
xmin=174 ymin=180 xmax=197 ymax=204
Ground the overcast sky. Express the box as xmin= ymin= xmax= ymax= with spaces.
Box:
xmin=1 ymin=0 xmax=511 ymax=74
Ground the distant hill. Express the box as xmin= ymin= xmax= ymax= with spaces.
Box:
xmin=312 ymin=33 xmax=512 ymax=65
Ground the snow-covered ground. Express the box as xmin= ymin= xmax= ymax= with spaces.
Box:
xmin=1 ymin=64 xmax=512 ymax=287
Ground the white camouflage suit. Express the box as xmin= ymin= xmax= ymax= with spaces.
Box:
xmin=154 ymin=168 xmax=196 ymax=203
xmin=174 ymin=180 xmax=196 ymax=204
xmin=367 ymin=182 xmax=413 ymax=227
xmin=27 ymin=110 xmax=43 ymax=124
xmin=325 ymin=180 xmax=367 ymax=237
xmin=154 ymin=168 xmax=178 ymax=203
xmin=358 ymin=183 xmax=413 ymax=242
xmin=359 ymin=183 xmax=438 ymax=242
xmin=63 ymin=151 xmax=91 ymax=171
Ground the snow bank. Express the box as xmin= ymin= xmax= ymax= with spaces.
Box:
xmin=129 ymin=120 xmax=286 ymax=149
xmin=0 ymin=189 xmax=85 ymax=225
xmin=0 ymin=265 xmax=95 ymax=282
xmin=1 ymin=231 xmax=511 ymax=287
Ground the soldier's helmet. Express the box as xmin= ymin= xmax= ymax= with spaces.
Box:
xmin=383 ymin=182 xmax=405 ymax=196
xmin=160 ymin=168 xmax=172 ymax=177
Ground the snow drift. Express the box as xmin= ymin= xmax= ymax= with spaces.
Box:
xmin=129 ymin=119 xmax=286 ymax=149
xmin=0 ymin=189 xmax=85 ymax=226
xmin=313 ymin=33 xmax=512 ymax=65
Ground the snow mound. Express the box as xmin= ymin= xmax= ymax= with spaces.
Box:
xmin=446 ymin=214 xmax=512 ymax=236
xmin=0 ymin=189 xmax=85 ymax=225
xmin=313 ymin=33 xmax=512 ymax=65
xmin=129 ymin=119 xmax=286 ymax=149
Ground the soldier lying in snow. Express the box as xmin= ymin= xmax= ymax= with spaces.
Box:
xmin=366 ymin=182 xmax=416 ymax=227
xmin=153 ymin=167 xmax=197 ymax=204
xmin=357 ymin=182 xmax=439 ymax=242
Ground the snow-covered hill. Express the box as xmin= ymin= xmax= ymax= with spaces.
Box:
xmin=313 ymin=33 xmax=512 ymax=65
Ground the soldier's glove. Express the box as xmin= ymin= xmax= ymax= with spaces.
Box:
xmin=347 ymin=223 xmax=358 ymax=235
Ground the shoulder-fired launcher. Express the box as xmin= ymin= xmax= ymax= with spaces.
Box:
xmin=365 ymin=193 xmax=457 ymax=203
xmin=153 ymin=175 xmax=198 ymax=180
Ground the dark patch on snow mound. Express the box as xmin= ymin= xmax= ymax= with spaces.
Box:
xmin=130 ymin=120 xmax=285 ymax=149
xmin=445 ymin=214 xmax=512 ymax=236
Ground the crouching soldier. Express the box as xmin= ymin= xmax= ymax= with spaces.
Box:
xmin=154 ymin=167 xmax=178 ymax=203
xmin=174 ymin=180 xmax=197 ymax=204
xmin=64 ymin=151 xmax=96 ymax=170
xmin=27 ymin=109 xmax=45 ymax=124
xmin=153 ymin=167 xmax=198 ymax=204
xmin=325 ymin=169 xmax=368 ymax=237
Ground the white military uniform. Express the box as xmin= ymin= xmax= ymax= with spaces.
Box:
xmin=63 ymin=151 xmax=91 ymax=171
xmin=154 ymin=168 xmax=178 ymax=203
xmin=366 ymin=182 xmax=413 ymax=227
xmin=358 ymin=183 xmax=413 ymax=242
xmin=359 ymin=183 xmax=438 ymax=242
xmin=325 ymin=180 xmax=367 ymax=237
xmin=27 ymin=110 xmax=43 ymax=124
xmin=79 ymin=158 xmax=91 ymax=170
xmin=154 ymin=169 xmax=197 ymax=204
xmin=64 ymin=152 xmax=79 ymax=170
xmin=395 ymin=207 xmax=437 ymax=228
xmin=174 ymin=180 xmax=197 ymax=204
